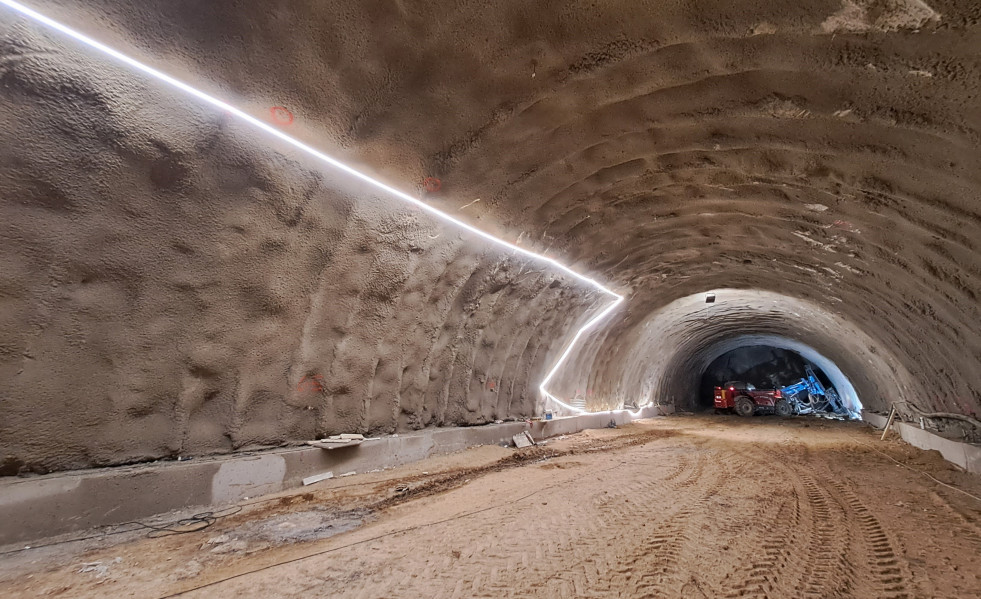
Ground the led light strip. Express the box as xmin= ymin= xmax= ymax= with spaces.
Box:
xmin=1 ymin=0 xmax=634 ymax=415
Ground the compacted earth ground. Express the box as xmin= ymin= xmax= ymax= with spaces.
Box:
xmin=2 ymin=415 xmax=980 ymax=598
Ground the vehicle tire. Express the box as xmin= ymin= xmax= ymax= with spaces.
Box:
xmin=775 ymin=399 xmax=791 ymax=417
xmin=735 ymin=396 xmax=755 ymax=418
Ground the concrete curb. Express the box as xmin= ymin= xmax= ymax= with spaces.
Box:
xmin=863 ymin=410 xmax=981 ymax=474
xmin=0 ymin=405 xmax=666 ymax=545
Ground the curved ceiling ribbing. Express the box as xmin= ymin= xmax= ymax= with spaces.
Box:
xmin=1 ymin=0 xmax=979 ymax=473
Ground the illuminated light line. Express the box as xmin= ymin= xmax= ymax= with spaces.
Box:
xmin=539 ymin=294 xmax=623 ymax=413
xmin=1 ymin=0 xmax=627 ymax=415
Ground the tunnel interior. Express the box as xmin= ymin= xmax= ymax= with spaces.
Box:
xmin=1 ymin=0 xmax=980 ymax=476
xmin=697 ymin=345 xmax=837 ymax=412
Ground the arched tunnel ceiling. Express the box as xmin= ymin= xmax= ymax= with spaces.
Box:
xmin=1 ymin=0 xmax=979 ymax=473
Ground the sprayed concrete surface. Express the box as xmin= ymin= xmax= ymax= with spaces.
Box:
xmin=2 ymin=415 xmax=981 ymax=598
xmin=1 ymin=0 xmax=981 ymax=474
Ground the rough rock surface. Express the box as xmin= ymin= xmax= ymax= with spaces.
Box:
xmin=1 ymin=0 xmax=979 ymax=472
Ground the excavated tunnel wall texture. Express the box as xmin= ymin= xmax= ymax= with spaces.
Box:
xmin=2 ymin=0 xmax=981 ymax=473
xmin=0 ymin=12 xmax=605 ymax=473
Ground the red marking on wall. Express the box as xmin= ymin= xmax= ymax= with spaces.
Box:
xmin=297 ymin=374 xmax=324 ymax=393
xmin=487 ymin=380 xmax=496 ymax=389
xmin=270 ymin=106 xmax=294 ymax=126
xmin=423 ymin=177 xmax=442 ymax=193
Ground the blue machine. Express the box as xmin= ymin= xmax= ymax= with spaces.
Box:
xmin=780 ymin=365 xmax=845 ymax=415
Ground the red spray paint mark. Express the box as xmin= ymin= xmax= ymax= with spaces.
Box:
xmin=487 ymin=380 xmax=496 ymax=389
xmin=297 ymin=374 xmax=324 ymax=393
xmin=270 ymin=106 xmax=294 ymax=126
xmin=423 ymin=177 xmax=442 ymax=193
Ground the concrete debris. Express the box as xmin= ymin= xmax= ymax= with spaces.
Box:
xmin=307 ymin=434 xmax=365 ymax=449
xmin=302 ymin=471 xmax=335 ymax=486
xmin=339 ymin=471 xmax=357 ymax=477
xmin=77 ymin=557 xmax=121 ymax=579
xmin=513 ymin=431 xmax=536 ymax=448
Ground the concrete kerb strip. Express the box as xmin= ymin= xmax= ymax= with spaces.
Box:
xmin=0 ymin=406 xmax=666 ymax=546
xmin=863 ymin=410 xmax=981 ymax=474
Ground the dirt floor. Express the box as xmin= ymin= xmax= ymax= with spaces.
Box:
xmin=2 ymin=414 xmax=981 ymax=598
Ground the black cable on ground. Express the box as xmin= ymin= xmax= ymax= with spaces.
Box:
xmin=133 ymin=506 xmax=243 ymax=538
xmin=0 ymin=506 xmax=243 ymax=556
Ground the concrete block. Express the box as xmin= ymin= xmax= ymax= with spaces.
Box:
xmin=0 ymin=462 xmax=215 ymax=546
xmin=864 ymin=410 xmax=981 ymax=474
xmin=302 ymin=471 xmax=334 ymax=486
xmin=897 ymin=422 xmax=968 ymax=470
xmin=513 ymin=432 xmax=535 ymax=448
xmin=862 ymin=410 xmax=889 ymax=429
xmin=211 ymin=454 xmax=287 ymax=503
xmin=964 ymin=444 xmax=981 ymax=475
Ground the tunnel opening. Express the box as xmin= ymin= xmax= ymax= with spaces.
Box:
xmin=586 ymin=290 xmax=880 ymax=420
xmin=688 ymin=335 xmax=865 ymax=419
xmin=697 ymin=345 xmax=836 ymax=413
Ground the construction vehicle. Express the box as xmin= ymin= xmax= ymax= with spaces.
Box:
xmin=779 ymin=365 xmax=845 ymax=415
xmin=714 ymin=382 xmax=791 ymax=417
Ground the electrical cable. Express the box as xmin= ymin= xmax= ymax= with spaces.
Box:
xmin=0 ymin=506 xmax=244 ymax=556
xmin=128 ymin=506 xmax=243 ymax=538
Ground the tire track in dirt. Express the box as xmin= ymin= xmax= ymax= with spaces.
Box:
xmin=720 ymin=491 xmax=798 ymax=599
xmin=763 ymin=437 xmax=916 ymax=599
xmin=715 ymin=440 xmax=857 ymax=599
xmin=579 ymin=449 xmax=732 ymax=598
xmin=792 ymin=473 xmax=856 ymax=598
xmin=928 ymin=490 xmax=981 ymax=552
xmin=830 ymin=480 xmax=913 ymax=599
xmin=515 ymin=447 xmax=712 ymax=598
xmin=465 ymin=444 xmax=712 ymax=598
xmin=311 ymin=442 xmax=704 ymax=598
xmin=705 ymin=441 xmax=809 ymax=599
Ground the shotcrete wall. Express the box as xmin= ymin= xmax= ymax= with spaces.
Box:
xmin=3 ymin=0 xmax=981 ymax=472
xmin=0 ymin=15 xmax=604 ymax=473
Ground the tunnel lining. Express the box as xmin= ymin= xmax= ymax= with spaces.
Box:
xmin=3 ymin=0 xmax=980 ymax=474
